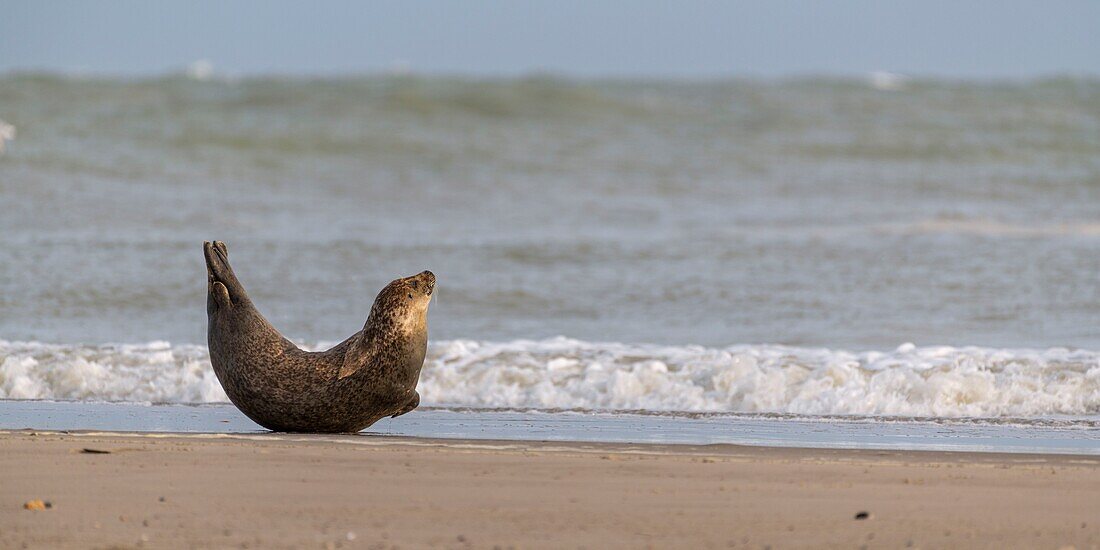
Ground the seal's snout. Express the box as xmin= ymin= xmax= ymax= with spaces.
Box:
xmin=419 ymin=270 xmax=436 ymax=296
xmin=400 ymin=269 xmax=433 ymax=297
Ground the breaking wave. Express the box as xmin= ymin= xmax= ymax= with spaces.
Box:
xmin=0 ymin=341 xmax=224 ymax=403
xmin=2 ymin=338 xmax=1099 ymax=419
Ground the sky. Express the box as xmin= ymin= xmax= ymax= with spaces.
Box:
xmin=1 ymin=0 xmax=1098 ymax=78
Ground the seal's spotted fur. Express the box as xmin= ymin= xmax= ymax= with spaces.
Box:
xmin=204 ymin=241 xmax=433 ymax=433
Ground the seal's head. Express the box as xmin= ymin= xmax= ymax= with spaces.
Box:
xmin=368 ymin=270 xmax=435 ymax=334
xmin=339 ymin=270 xmax=435 ymax=379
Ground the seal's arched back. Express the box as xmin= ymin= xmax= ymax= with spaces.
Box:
xmin=204 ymin=241 xmax=434 ymax=433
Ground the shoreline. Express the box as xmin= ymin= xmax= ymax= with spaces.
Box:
xmin=3 ymin=400 xmax=1098 ymax=456
xmin=2 ymin=431 xmax=1098 ymax=548
xmin=6 ymin=428 xmax=1100 ymax=461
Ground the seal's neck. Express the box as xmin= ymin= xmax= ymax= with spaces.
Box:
xmin=364 ymin=308 xmax=427 ymax=354
xmin=339 ymin=307 xmax=428 ymax=381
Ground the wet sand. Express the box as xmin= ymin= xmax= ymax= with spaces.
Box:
xmin=1 ymin=431 xmax=1097 ymax=549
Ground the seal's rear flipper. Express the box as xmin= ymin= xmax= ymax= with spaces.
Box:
xmin=204 ymin=241 xmax=249 ymax=307
xmin=210 ymin=281 xmax=232 ymax=310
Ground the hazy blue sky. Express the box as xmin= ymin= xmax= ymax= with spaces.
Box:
xmin=2 ymin=0 xmax=1098 ymax=78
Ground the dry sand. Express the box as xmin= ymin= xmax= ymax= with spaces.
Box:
xmin=1 ymin=430 xmax=1097 ymax=549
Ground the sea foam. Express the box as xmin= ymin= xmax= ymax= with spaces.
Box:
xmin=1 ymin=338 xmax=1098 ymax=418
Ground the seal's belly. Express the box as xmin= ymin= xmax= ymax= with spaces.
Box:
xmin=216 ymin=353 xmax=410 ymax=433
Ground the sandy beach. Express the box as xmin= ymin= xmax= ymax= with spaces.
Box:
xmin=1 ymin=431 xmax=1097 ymax=549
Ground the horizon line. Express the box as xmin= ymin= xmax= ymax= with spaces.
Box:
xmin=3 ymin=66 xmax=1099 ymax=84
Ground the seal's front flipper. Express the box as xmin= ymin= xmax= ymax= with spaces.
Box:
xmin=204 ymin=241 xmax=249 ymax=307
xmin=391 ymin=390 xmax=419 ymax=418
xmin=338 ymin=333 xmax=370 ymax=379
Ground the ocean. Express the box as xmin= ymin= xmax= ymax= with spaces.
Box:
xmin=1 ymin=73 xmax=1098 ymax=447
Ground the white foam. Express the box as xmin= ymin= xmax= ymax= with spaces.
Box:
xmin=2 ymin=338 xmax=1098 ymax=418
xmin=0 ymin=118 xmax=14 ymax=153
xmin=868 ymin=71 xmax=908 ymax=91
xmin=0 ymin=340 xmax=226 ymax=403
xmin=185 ymin=60 xmax=214 ymax=81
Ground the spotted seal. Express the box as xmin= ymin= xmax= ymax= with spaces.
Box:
xmin=204 ymin=241 xmax=434 ymax=433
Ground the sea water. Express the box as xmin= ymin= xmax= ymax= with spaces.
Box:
xmin=0 ymin=73 xmax=1098 ymax=450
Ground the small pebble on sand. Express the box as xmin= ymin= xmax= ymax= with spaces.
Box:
xmin=23 ymin=500 xmax=51 ymax=511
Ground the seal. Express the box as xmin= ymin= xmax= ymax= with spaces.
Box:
xmin=203 ymin=241 xmax=434 ymax=433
